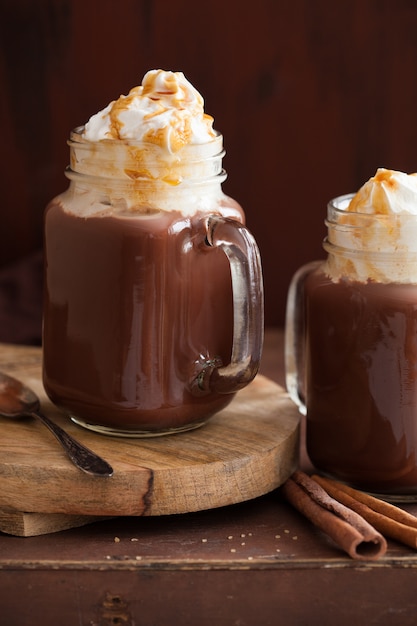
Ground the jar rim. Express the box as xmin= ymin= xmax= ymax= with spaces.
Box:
xmin=67 ymin=125 xmax=226 ymax=185
xmin=327 ymin=193 xmax=417 ymax=225
xmin=69 ymin=126 xmax=224 ymax=158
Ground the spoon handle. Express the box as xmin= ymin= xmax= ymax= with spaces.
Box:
xmin=31 ymin=410 xmax=113 ymax=476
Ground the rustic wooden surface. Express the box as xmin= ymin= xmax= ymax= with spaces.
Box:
xmin=1 ymin=330 xmax=417 ymax=625
xmin=3 ymin=1 xmax=417 ymax=327
xmin=0 ymin=338 xmax=299 ymax=536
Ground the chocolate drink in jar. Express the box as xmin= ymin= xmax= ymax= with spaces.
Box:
xmin=286 ymin=169 xmax=417 ymax=500
xmin=43 ymin=70 xmax=264 ymax=436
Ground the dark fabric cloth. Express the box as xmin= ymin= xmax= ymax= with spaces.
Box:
xmin=0 ymin=251 xmax=43 ymax=345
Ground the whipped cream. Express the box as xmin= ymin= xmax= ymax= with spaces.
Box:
xmin=347 ymin=168 xmax=417 ymax=215
xmin=64 ymin=70 xmax=228 ymax=217
xmin=82 ymin=70 xmax=216 ymax=152
xmin=325 ymin=168 xmax=417 ymax=283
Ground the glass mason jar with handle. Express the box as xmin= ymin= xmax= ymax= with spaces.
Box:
xmin=285 ymin=178 xmax=417 ymax=502
xmin=43 ymin=127 xmax=263 ymax=437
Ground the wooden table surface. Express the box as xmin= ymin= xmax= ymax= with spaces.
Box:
xmin=1 ymin=328 xmax=417 ymax=626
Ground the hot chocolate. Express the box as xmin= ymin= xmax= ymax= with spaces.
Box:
xmin=285 ymin=169 xmax=417 ymax=499
xmin=43 ymin=201 xmax=243 ymax=433
xmin=304 ymin=269 xmax=417 ymax=495
xmin=42 ymin=70 xmax=264 ymax=436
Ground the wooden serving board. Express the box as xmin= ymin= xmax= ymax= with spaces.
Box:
xmin=0 ymin=343 xmax=300 ymax=536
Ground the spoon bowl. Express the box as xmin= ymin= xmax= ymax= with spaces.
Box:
xmin=0 ymin=372 xmax=113 ymax=477
xmin=0 ymin=373 xmax=40 ymax=415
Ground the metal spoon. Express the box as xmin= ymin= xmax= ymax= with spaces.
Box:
xmin=0 ymin=371 xmax=113 ymax=477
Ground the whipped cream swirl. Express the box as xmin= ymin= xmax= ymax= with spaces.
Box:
xmin=347 ymin=168 xmax=417 ymax=215
xmin=325 ymin=168 xmax=417 ymax=283
xmin=82 ymin=70 xmax=216 ymax=153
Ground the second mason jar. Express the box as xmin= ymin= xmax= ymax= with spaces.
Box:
xmin=286 ymin=187 xmax=417 ymax=501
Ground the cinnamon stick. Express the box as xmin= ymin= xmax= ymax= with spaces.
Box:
xmin=312 ymin=474 xmax=417 ymax=550
xmin=281 ymin=470 xmax=387 ymax=560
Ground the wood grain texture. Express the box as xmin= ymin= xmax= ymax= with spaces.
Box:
xmin=0 ymin=342 xmax=299 ymax=535
xmin=3 ymin=1 xmax=417 ymax=326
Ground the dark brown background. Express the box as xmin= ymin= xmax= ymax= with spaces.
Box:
xmin=2 ymin=0 xmax=417 ymax=335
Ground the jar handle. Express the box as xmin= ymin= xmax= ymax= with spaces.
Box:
xmin=285 ymin=261 xmax=322 ymax=415
xmin=189 ymin=216 xmax=264 ymax=395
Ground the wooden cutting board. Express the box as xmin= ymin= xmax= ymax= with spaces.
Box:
xmin=0 ymin=343 xmax=300 ymax=536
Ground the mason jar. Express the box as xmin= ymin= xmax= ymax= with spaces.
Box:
xmin=43 ymin=128 xmax=263 ymax=436
xmin=285 ymin=192 xmax=417 ymax=500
